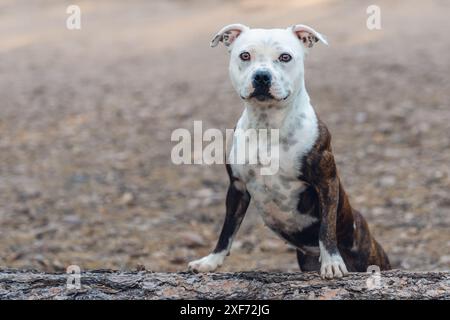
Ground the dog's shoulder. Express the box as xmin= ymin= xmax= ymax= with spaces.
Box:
xmin=298 ymin=117 xmax=336 ymax=183
xmin=311 ymin=116 xmax=332 ymax=153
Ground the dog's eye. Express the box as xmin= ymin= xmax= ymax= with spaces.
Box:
xmin=239 ymin=52 xmax=251 ymax=61
xmin=279 ymin=53 xmax=292 ymax=62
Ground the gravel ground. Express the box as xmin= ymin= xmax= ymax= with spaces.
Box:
xmin=0 ymin=0 xmax=449 ymax=273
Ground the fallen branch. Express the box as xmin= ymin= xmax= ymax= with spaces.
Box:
xmin=0 ymin=269 xmax=448 ymax=299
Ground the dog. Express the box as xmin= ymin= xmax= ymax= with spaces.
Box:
xmin=188 ymin=24 xmax=391 ymax=279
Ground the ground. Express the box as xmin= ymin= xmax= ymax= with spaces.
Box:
xmin=0 ymin=0 xmax=449 ymax=273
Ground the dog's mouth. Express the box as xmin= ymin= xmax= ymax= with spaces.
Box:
xmin=248 ymin=85 xmax=282 ymax=101
xmin=249 ymin=91 xmax=275 ymax=102
xmin=245 ymin=91 xmax=290 ymax=102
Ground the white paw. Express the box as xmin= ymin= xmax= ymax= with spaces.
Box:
xmin=188 ymin=253 xmax=224 ymax=272
xmin=320 ymin=255 xmax=348 ymax=279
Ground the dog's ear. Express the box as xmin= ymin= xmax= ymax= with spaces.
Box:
xmin=290 ymin=24 xmax=328 ymax=48
xmin=210 ymin=23 xmax=250 ymax=48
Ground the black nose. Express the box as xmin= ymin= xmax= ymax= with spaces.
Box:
xmin=252 ymin=70 xmax=272 ymax=88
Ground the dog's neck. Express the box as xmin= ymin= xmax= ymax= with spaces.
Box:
xmin=243 ymin=84 xmax=314 ymax=130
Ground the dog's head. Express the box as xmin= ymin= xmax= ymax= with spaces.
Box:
xmin=211 ymin=24 xmax=327 ymax=106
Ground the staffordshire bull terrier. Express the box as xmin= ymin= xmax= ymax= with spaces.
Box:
xmin=188 ymin=24 xmax=391 ymax=279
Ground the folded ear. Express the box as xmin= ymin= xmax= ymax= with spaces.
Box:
xmin=290 ymin=24 xmax=328 ymax=48
xmin=210 ymin=23 xmax=250 ymax=48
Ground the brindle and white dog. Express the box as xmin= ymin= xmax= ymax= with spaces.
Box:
xmin=188 ymin=24 xmax=390 ymax=279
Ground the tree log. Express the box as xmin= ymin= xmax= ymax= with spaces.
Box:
xmin=0 ymin=269 xmax=448 ymax=300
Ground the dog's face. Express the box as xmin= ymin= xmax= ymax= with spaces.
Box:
xmin=211 ymin=24 xmax=327 ymax=105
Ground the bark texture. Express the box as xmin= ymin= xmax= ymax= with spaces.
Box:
xmin=0 ymin=269 xmax=448 ymax=300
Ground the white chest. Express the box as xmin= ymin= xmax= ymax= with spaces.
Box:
xmin=228 ymin=102 xmax=319 ymax=233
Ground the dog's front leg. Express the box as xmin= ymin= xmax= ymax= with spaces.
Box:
xmin=315 ymin=154 xmax=349 ymax=279
xmin=188 ymin=180 xmax=250 ymax=272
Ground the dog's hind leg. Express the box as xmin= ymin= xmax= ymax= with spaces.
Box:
xmin=296 ymin=250 xmax=320 ymax=272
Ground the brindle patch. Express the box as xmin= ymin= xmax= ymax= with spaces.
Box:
xmin=297 ymin=117 xmax=391 ymax=271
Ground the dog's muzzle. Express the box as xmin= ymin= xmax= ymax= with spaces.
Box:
xmin=250 ymin=70 xmax=274 ymax=101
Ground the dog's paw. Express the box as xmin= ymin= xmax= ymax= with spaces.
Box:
xmin=188 ymin=254 xmax=224 ymax=273
xmin=320 ymin=255 xmax=348 ymax=279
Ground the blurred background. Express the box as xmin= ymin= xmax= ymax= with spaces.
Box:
xmin=0 ymin=0 xmax=449 ymax=272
